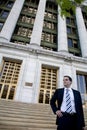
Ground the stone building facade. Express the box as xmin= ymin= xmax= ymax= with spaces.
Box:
xmin=0 ymin=0 xmax=87 ymax=105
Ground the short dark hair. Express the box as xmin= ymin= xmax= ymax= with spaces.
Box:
xmin=64 ymin=75 xmax=72 ymax=82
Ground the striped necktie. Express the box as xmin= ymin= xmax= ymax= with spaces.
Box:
xmin=65 ymin=88 xmax=72 ymax=113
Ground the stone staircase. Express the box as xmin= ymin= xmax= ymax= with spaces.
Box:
xmin=0 ymin=100 xmax=87 ymax=130
xmin=0 ymin=100 xmax=57 ymax=130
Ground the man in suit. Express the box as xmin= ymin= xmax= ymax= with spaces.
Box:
xmin=50 ymin=75 xmax=85 ymax=130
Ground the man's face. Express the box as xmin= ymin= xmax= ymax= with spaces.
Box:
xmin=63 ymin=77 xmax=72 ymax=88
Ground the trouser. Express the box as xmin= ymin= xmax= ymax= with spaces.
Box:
xmin=57 ymin=112 xmax=78 ymax=130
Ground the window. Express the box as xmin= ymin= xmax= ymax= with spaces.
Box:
xmin=0 ymin=0 xmax=6 ymax=5
xmin=17 ymin=27 xmax=32 ymax=38
xmin=11 ymin=0 xmax=38 ymax=45
xmin=68 ymin=38 xmax=73 ymax=47
xmin=41 ymin=32 xmax=45 ymax=41
xmin=67 ymin=27 xmax=71 ymax=34
xmin=6 ymin=1 xmax=14 ymax=8
xmin=67 ymin=27 xmax=76 ymax=35
xmin=41 ymin=1 xmax=57 ymax=51
xmin=45 ymin=12 xmax=57 ymax=20
xmin=68 ymin=38 xmax=78 ymax=48
xmin=66 ymin=18 xmax=70 ymax=24
xmin=66 ymin=17 xmax=75 ymax=25
xmin=66 ymin=14 xmax=81 ymax=56
xmin=46 ymin=33 xmax=51 ymax=42
xmin=19 ymin=15 xmax=35 ymax=25
xmin=77 ymin=73 xmax=87 ymax=104
xmin=0 ymin=22 xmax=3 ymax=31
xmin=23 ymin=6 xmax=37 ymax=15
xmin=73 ymin=40 xmax=78 ymax=48
xmin=1 ymin=11 xmax=9 ymax=18
xmin=44 ymin=21 xmax=55 ymax=30
xmin=0 ymin=0 xmax=15 ymax=33
xmin=82 ymin=11 xmax=87 ymax=30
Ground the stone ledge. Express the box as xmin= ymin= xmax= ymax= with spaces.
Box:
xmin=0 ymin=40 xmax=87 ymax=64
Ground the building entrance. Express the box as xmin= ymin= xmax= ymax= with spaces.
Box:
xmin=0 ymin=60 xmax=21 ymax=100
xmin=38 ymin=65 xmax=58 ymax=104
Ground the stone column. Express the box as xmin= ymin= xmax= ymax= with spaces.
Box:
xmin=0 ymin=0 xmax=25 ymax=42
xmin=30 ymin=0 xmax=47 ymax=46
xmin=0 ymin=55 xmax=2 ymax=76
xmin=57 ymin=6 xmax=68 ymax=53
xmin=76 ymin=6 xmax=87 ymax=58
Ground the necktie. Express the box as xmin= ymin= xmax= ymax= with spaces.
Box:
xmin=65 ymin=89 xmax=72 ymax=113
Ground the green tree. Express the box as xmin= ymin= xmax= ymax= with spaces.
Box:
xmin=56 ymin=0 xmax=87 ymax=16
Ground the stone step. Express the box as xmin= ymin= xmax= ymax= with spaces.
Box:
xmin=0 ymin=107 xmax=53 ymax=115
xmin=0 ymin=104 xmax=51 ymax=112
xmin=0 ymin=110 xmax=54 ymax=119
xmin=0 ymin=125 xmax=57 ymax=130
xmin=0 ymin=100 xmax=50 ymax=109
xmin=0 ymin=120 xmax=56 ymax=128
xmin=0 ymin=116 xmax=55 ymax=124
xmin=0 ymin=112 xmax=55 ymax=120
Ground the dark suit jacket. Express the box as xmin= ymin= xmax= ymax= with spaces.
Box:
xmin=50 ymin=88 xmax=85 ymax=128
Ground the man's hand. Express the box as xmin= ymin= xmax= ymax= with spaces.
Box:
xmin=56 ymin=110 xmax=63 ymax=117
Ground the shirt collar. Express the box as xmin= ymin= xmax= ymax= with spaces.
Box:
xmin=64 ymin=87 xmax=72 ymax=91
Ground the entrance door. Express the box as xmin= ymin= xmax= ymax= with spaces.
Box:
xmin=38 ymin=65 xmax=58 ymax=104
xmin=0 ymin=60 xmax=21 ymax=100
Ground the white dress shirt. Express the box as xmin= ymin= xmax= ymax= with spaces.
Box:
xmin=60 ymin=87 xmax=76 ymax=113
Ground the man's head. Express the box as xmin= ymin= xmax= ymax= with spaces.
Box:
xmin=63 ymin=75 xmax=72 ymax=88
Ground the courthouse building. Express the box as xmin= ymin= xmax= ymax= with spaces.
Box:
xmin=0 ymin=0 xmax=87 ymax=105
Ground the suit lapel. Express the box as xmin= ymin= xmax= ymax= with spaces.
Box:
xmin=61 ymin=88 xmax=64 ymax=101
xmin=58 ymin=88 xmax=64 ymax=107
xmin=72 ymin=89 xmax=77 ymax=109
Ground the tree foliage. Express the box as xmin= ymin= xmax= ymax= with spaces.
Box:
xmin=56 ymin=0 xmax=86 ymax=17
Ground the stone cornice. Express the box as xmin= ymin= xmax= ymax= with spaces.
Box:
xmin=0 ymin=41 xmax=87 ymax=64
